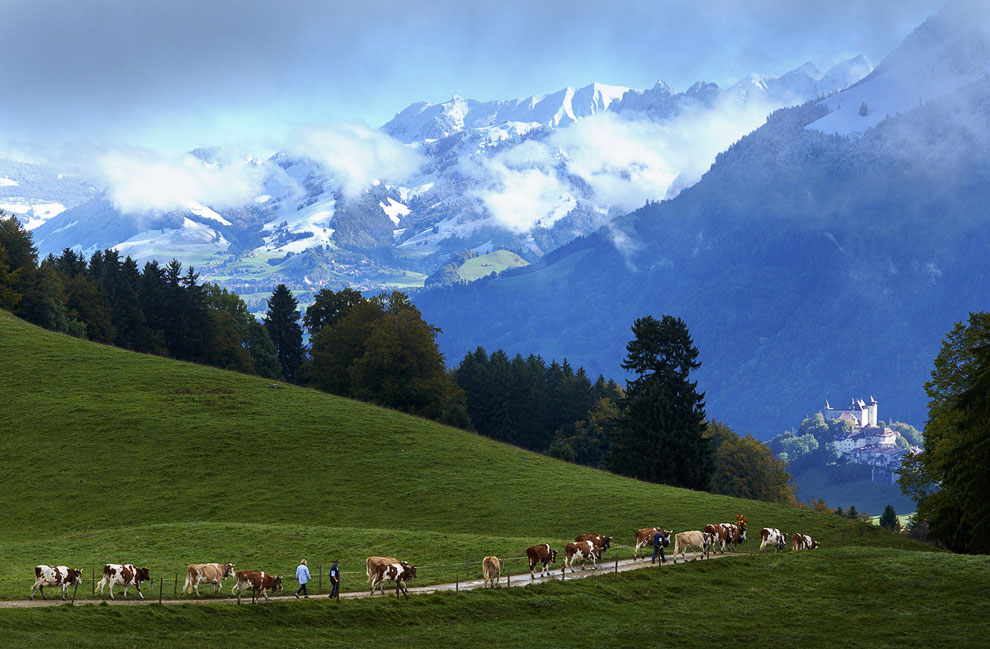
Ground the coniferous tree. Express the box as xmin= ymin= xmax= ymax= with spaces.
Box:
xmin=610 ymin=315 xmax=711 ymax=489
xmin=303 ymin=287 xmax=364 ymax=336
xmin=879 ymin=504 xmax=899 ymax=531
xmin=264 ymin=283 xmax=304 ymax=382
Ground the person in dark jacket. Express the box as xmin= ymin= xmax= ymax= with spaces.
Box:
xmin=651 ymin=530 xmax=667 ymax=564
xmin=328 ymin=559 xmax=340 ymax=599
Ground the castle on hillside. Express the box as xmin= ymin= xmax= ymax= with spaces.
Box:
xmin=823 ymin=396 xmax=918 ymax=486
xmin=824 ymin=396 xmax=878 ymax=428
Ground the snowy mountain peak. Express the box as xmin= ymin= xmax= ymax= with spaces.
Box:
xmin=808 ymin=2 xmax=989 ymax=137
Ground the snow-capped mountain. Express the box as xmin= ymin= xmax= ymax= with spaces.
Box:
xmin=0 ymin=159 xmax=97 ymax=230
xmin=808 ymin=4 xmax=990 ymax=136
xmin=12 ymin=55 xmax=873 ymax=297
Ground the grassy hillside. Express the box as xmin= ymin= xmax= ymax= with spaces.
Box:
xmin=0 ymin=310 xmax=922 ymax=599
xmin=1 ymin=548 xmax=984 ymax=648
xmin=456 ymin=249 xmax=529 ymax=281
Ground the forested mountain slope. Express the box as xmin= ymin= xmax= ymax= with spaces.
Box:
xmin=416 ymin=73 xmax=990 ymax=437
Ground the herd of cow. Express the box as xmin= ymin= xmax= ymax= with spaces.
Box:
xmin=27 ymin=524 xmax=821 ymax=603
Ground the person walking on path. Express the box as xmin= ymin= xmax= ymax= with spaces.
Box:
xmin=295 ymin=559 xmax=312 ymax=598
xmin=651 ymin=530 xmax=667 ymax=565
xmin=328 ymin=559 xmax=340 ymax=599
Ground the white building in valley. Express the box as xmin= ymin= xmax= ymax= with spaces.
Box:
xmin=824 ymin=396 xmax=878 ymax=428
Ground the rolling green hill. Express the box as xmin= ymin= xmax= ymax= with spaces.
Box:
xmin=455 ymin=249 xmax=529 ymax=281
xmin=0 ymin=310 xmax=921 ymax=601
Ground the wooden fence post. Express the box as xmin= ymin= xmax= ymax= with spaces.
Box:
xmin=561 ymin=565 xmax=565 ymax=581
xmin=455 ymin=572 xmax=459 ymax=592
xmin=71 ymin=582 xmax=78 ymax=606
xmin=159 ymin=576 xmax=163 ymax=604
xmin=466 ymin=553 xmax=469 ymax=579
xmin=92 ymin=567 xmax=96 ymax=596
xmin=319 ymin=565 xmax=322 ymax=593
xmin=506 ymin=562 xmax=510 ymax=587
xmin=615 ymin=554 xmax=619 ymax=573
xmin=173 ymin=573 xmax=178 ymax=595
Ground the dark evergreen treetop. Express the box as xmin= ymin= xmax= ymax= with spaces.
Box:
xmin=264 ymin=283 xmax=305 ymax=383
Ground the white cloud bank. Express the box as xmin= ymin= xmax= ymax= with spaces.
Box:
xmin=465 ymin=93 xmax=785 ymax=231
xmin=289 ymin=121 xmax=425 ymax=199
xmin=97 ymin=149 xmax=268 ymax=213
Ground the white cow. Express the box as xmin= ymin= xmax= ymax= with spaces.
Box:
xmin=30 ymin=565 xmax=83 ymax=600
xmin=759 ymin=528 xmax=787 ymax=553
xmin=95 ymin=563 xmax=150 ymax=599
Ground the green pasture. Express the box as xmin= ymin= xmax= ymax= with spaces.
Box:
xmin=456 ymin=250 xmax=529 ymax=281
xmin=0 ymin=548 xmax=985 ymax=648
xmin=0 ymin=309 xmax=924 ymax=605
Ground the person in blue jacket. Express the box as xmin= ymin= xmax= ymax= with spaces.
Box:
xmin=328 ymin=559 xmax=340 ymax=599
xmin=295 ymin=559 xmax=312 ymax=598
xmin=651 ymin=530 xmax=668 ymax=564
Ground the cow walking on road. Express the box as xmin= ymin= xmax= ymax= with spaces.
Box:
xmin=482 ymin=556 xmax=501 ymax=588
xmin=672 ymin=531 xmax=710 ymax=563
xmin=525 ymin=544 xmax=557 ymax=579
xmin=30 ymin=565 xmax=83 ymax=600
xmin=759 ymin=528 xmax=787 ymax=553
xmin=183 ymin=563 xmax=235 ymax=596
xmin=369 ymin=561 xmax=416 ymax=598
xmin=96 ymin=564 xmax=150 ymax=600
xmin=564 ymin=540 xmax=601 ymax=572
xmin=231 ymin=570 xmax=283 ymax=603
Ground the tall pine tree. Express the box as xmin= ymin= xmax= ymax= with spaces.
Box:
xmin=610 ymin=315 xmax=711 ymax=489
xmin=264 ymin=283 xmax=304 ymax=382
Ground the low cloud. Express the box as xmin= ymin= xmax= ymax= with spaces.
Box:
xmin=97 ymin=149 xmax=268 ymax=213
xmin=290 ymin=122 xmax=425 ymax=198
xmin=464 ymin=92 xmax=786 ymax=232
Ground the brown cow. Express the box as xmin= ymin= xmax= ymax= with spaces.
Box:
xmin=183 ymin=562 xmax=235 ymax=596
xmin=564 ymin=540 xmax=602 ymax=572
xmin=575 ymin=533 xmax=611 ymax=554
xmin=790 ymin=533 xmax=820 ymax=551
xmin=366 ymin=556 xmax=399 ymax=593
xmin=482 ymin=556 xmax=501 ymax=588
xmin=30 ymin=565 xmax=83 ymax=600
xmin=634 ymin=527 xmax=670 ymax=559
xmin=370 ymin=561 xmax=417 ymax=598
xmin=231 ymin=570 xmax=283 ymax=603
xmin=705 ymin=523 xmax=746 ymax=553
xmin=525 ymin=544 xmax=557 ymax=578
xmin=95 ymin=564 xmax=150 ymax=600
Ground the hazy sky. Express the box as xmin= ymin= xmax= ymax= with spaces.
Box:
xmin=1 ymin=0 xmax=943 ymax=155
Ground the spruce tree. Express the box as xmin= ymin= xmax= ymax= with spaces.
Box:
xmin=610 ymin=315 xmax=711 ymax=489
xmin=264 ymin=283 xmax=304 ymax=382
xmin=879 ymin=504 xmax=899 ymax=531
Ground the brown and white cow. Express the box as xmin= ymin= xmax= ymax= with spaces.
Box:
xmin=705 ymin=523 xmax=746 ymax=553
xmin=482 ymin=556 xmax=501 ymax=588
xmin=30 ymin=565 xmax=83 ymax=600
xmin=759 ymin=528 xmax=787 ymax=553
xmin=564 ymin=540 xmax=602 ymax=572
xmin=672 ymin=531 xmax=710 ymax=562
xmin=525 ymin=544 xmax=558 ymax=579
xmin=790 ymin=533 xmax=820 ymax=551
xmin=183 ymin=562 xmax=235 ymax=595
xmin=231 ymin=570 xmax=283 ymax=603
xmin=366 ymin=556 xmax=399 ymax=593
xmin=574 ymin=533 xmax=612 ymax=554
xmin=95 ymin=564 xmax=150 ymax=600
xmin=634 ymin=527 xmax=670 ymax=559
xmin=370 ymin=561 xmax=417 ymax=598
